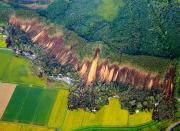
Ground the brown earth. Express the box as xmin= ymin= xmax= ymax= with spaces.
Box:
xmin=0 ymin=83 xmax=16 ymax=118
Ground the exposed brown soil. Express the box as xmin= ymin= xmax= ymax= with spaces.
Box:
xmin=0 ymin=83 xmax=16 ymax=118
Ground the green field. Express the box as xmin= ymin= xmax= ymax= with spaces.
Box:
xmin=2 ymin=85 xmax=58 ymax=126
xmin=17 ymin=87 xmax=43 ymax=123
xmin=0 ymin=35 xmax=7 ymax=48
xmin=0 ymin=49 xmax=46 ymax=86
xmin=33 ymin=88 xmax=58 ymax=125
xmin=2 ymin=85 xmax=30 ymax=121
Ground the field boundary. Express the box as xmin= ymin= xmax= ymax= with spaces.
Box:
xmin=73 ymin=121 xmax=159 ymax=131
xmin=0 ymin=120 xmax=55 ymax=130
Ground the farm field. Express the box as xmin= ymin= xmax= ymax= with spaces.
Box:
xmin=61 ymin=98 xmax=152 ymax=131
xmin=48 ymin=89 xmax=69 ymax=128
xmin=1 ymin=83 xmax=152 ymax=131
xmin=2 ymin=84 xmax=58 ymax=126
xmin=2 ymin=85 xmax=30 ymax=121
xmin=33 ymin=88 xmax=58 ymax=125
xmin=0 ymin=121 xmax=54 ymax=131
xmin=0 ymin=83 xmax=16 ymax=119
xmin=0 ymin=49 xmax=46 ymax=86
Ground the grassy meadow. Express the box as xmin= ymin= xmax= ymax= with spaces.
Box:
xmin=0 ymin=49 xmax=46 ymax=86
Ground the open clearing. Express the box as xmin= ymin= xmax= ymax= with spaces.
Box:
xmin=0 ymin=49 xmax=46 ymax=86
xmin=0 ymin=83 xmax=16 ymax=119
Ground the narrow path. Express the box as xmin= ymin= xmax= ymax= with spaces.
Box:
xmin=166 ymin=121 xmax=180 ymax=131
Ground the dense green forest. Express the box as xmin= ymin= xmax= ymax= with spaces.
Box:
xmin=45 ymin=0 xmax=180 ymax=58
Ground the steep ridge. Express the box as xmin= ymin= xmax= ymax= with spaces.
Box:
xmin=9 ymin=16 xmax=175 ymax=97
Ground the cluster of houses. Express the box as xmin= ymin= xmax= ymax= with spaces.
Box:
xmin=49 ymin=74 xmax=72 ymax=85
xmin=13 ymin=48 xmax=37 ymax=60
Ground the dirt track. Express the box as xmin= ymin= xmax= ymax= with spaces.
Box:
xmin=0 ymin=83 xmax=16 ymax=118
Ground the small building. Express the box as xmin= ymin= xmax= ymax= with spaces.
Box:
xmin=136 ymin=110 xmax=139 ymax=113
xmin=0 ymin=27 xmax=3 ymax=34
xmin=155 ymin=102 xmax=159 ymax=107
xmin=49 ymin=74 xmax=72 ymax=85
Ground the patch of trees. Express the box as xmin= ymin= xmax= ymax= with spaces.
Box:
xmin=68 ymin=80 xmax=177 ymax=120
xmin=152 ymin=98 xmax=177 ymax=120
xmin=0 ymin=2 xmax=14 ymax=25
xmin=45 ymin=0 xmax=180 ymax=58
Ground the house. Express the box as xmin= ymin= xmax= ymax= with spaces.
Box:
xmin=49 ymin=74 xmax=72 ymax=85
xmin=13 ymin=48 xmax=21 ymax=55
xmin=0 ymin=27 xmax=3 ymax=34
xmin=28 ymin=54 xmax=37 ymax=60
xmin=136 ymin=110 xmax=139 ymax=113
xmin=58 ymin=76 xmax=72 ymax=85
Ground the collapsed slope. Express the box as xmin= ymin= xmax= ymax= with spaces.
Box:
xmin=9 ymin=16 xmax=175 ymax=97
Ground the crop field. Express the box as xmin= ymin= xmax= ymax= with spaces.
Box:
xmin=2 ymin=85 xmax=30 ymax=121
xmin=0 ymin=84 xmax=152 ymax=131
xmin=61 ymin=98 xmax=152 ymax=131
xmin=0 ymin=49 xmax=46 ymax=86
xmin=2 ymin=85 xmax=58 ymax=126
xmin=33 ymin=88 xmax=58 ymax=125
xmin=0 ymin=83 xmax=16 ymax=119
xmin=0 ymin=121 xmax=54 ymax=131
xmin=48 ymin=89 xmax=69 ymax=128
xmin=128 ymin=112 xmax=152 ymax=126
xmin=17 ymin=87 xmax=44 ymax=123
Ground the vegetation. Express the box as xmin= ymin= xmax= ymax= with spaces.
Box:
xmin=4 ymin=9 xmax=171 ymax=79
xmin=68 ymin=81 xmax=177 ymax=121
xmin=17 ymin=87 xmax=43 ymax=123
xmin=0 ymin=1 xmax=178 ymax=130
xmin=2 ymin=84 xmax=58 ymax=125
xmin=96 ymin=0 xmax=125 ymax=22
xmin=2 ymin=85 xmax=30 ymax=121
xmin=0 ymin=35 xmax=7 ymax=48
xmin=45 ymin=0 xmax=180 ymax=58
xmin=152 ymin=98 xmax=177 ymax=120
xmin=0 ymin=49 xmax=46 ymax=85
xmin=175 ymin=59 xmax=180 ymax=98
xmin=6 ymin=24 xmax=81 ymax=82
xmin=48 ymin=90 xmax=69 ymax=128
xmin=0 ymin=2 xmax=14 ymax=26
xmin=0 ymin=121 xmax=54 ymax=131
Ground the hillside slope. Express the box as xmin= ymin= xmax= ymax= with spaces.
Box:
xmin=45 ymin=0 xmax=180 ymax=58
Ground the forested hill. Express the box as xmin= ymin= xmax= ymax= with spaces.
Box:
xmin=44 ymin=0 xmax=180 ymax=58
